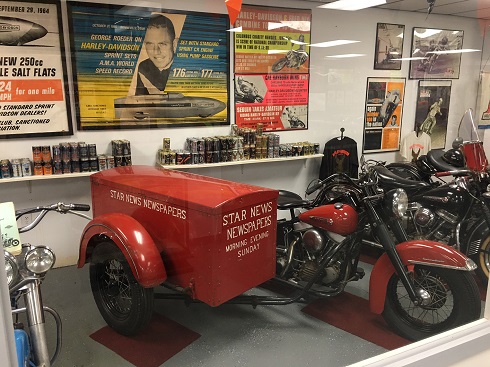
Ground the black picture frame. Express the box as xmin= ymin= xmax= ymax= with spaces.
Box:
xmin=374 ymin=23 xmax=405 ymax=70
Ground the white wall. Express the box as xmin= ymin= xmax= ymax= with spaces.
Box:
xmin=0 ymin=0 xmax=484 ymax=267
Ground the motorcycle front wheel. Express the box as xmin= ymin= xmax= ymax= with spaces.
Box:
xmin=382 ymin=265 xmax=481 ymax=341
xmin=272 ymin=58 xmax=287 ymax=72
xmin=90 ymin=241 xmax=154 ymax=336
xmin=476 ymin=235 xmax=490 ymax=283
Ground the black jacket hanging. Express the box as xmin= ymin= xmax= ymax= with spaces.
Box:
xmin=319 ymin=136 xmax=359 ymax=179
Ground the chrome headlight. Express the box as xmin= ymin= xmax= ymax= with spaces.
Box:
xmin=4 ymin=251 xmax=18 ymax=287
xmin=24 ymin=246 xmax=55 ymax=274
xmin=384 ymin=188 xmax=408 ymax=218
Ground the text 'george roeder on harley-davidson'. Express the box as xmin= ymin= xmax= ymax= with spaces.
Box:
xmin=79 ymin=164 xmax=480 ymax=343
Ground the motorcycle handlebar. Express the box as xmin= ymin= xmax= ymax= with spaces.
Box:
xmin=435 ymin=169 xmax=472 ymax=178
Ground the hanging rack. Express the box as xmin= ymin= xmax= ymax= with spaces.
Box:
xmin=339 ymin=127 xmax=345 ymax=140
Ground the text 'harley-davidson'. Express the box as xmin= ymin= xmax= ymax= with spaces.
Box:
xmin=4 ymin=202 xmax=91 ymax=367
xmin=79 ymin=165 xmax=481 ymax=343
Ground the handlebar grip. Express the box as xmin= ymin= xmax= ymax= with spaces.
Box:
xmin=435 ymin=171 xmax=451 ymax=177
xmin=306 ymin=182 xmax=322 ymax=195
xmin=72 ymin=204 xmax=91 ymax=211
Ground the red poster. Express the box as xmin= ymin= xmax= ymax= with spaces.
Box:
xmin=235 ymin=73 xmax=308 ymax=130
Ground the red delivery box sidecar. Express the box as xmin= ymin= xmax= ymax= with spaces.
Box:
xmin=79 ymin=165 xmax=278 ymax=306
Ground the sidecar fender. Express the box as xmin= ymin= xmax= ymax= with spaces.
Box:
xmin=78 ymin=213 xmax=167 ymax=287
xmin=369 ymin=240 xmax=475 ymax=314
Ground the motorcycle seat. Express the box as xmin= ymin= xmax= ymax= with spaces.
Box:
xmin=427 ymin=150 xmax=465 ymax=172
xmin=373 ymin=166 xmax=431 ymax=190
xmin=277 ymin=190 xmax=311 ymax=210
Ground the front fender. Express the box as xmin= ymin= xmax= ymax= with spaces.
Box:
xmin=78 ymin=213 xmax=167 ymax=287
xmin=369 ymin=240 xmax=475 ymax=314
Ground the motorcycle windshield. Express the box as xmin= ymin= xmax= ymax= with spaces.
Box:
xmin=457 ymin=108 xmax=481 ymax=143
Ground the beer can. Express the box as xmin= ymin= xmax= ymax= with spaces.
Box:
xmin=242 ymin=129 xmax=250 ymax=145
xmin=243 ymin=145 xmax=250 ymax=160
xmin=197 ymin=138 xmax=205 ymax=152
xmin=70 ymin=143 xmax=79 ymax=161
xmin=191 ymin=152 xmax=199 ymax=165
xmin=163 ymin=138 xmax=171 ymax=151
xmin=88 ymin=144 xmax=97 ymax=158
xmin=205 ymin=151 xmax=213 ymax=164
xmin=115 ymin=156 xmax=123 ymax=167
xmin=314 ymin=143 xmax=320 ymax=154
xmin=33 ymin=162 xmax=43 ymax=176
xmin=220 ymin=150 xmax=228 ymax=162
xmin=256 ymin=123 xmax=263 ymax=136
xmin=79 ymin=143 xmax=88 ymax=158
xmin=32 ymin=146 xmax=42 ymax=163
xmin=292 ymin=145 xmax=300 ymax=156
xmin=267 ymin=147 xmax=274 ymax=159
xmin=187 ymin=138 xmax=198 ymax=153
xmin=168 ymin=151 xmax=176 ymax=165
xmin=89 ymin=157 xmax=98 ymax=171
xmin=249 ymin=130 xmax=256 ymax=145
xmin=212 ymin=151 xmax=220 ymax=163
xmin=81 ymin=158 xmax=90 ymax=172
xmin=123 ymin=155 xmax=132 ymax=166
xmin=98 ymin=155 xmax=107 ymax=170
xmin=122 ymin=140 xmax=131 ymax=155
xmin=52 ymin=145 xmax=62 ymax=162
xmin=231 ymin=149 xmax=238 ymax=162
xmin=204 ymin=138 xmax=214 ymax=153
xmin=43 ymin=162 xmax=52 ymax=175
xmin=53 ymin=160 xmax=63 ymax=174
xmin=237 ymin=148 xmax=244 ymax=161
xmin=230 ymin=123 xmax=239 ymax=136
xmin=71 ymin=160 xmax=80 ymax=173
xmin=237 ymin=136 xmax=244 ymax=149
xmin=106 ymin=156 xmax=115 ymax=169
xmin=249 ymin=145 xmax=256 ymax=160
xmin=62 ymin=160 xmax=71 ymax=174
xmin=112 ymin=140 xmax=123 ymax=156
xmin=61 ymin=143 xmax=71 ymax=161
xmin=21 ymin=158 xmax=32 ymax=177
xmin=11 ymin=159 xmax=21 ymax=177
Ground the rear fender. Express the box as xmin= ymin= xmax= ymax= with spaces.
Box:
xmin=78 ymin=213 xmax=167 ymax=287
xmin=369 ymin=240 xmax=475 ymax=314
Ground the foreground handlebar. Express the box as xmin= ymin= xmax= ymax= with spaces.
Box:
xmin=435 ymin=169 xmax=472 ymax=178
xmin=64 ymin=203 xmax=91 ymax=212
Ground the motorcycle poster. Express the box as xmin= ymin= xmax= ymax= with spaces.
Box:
xmin=409 ymin=27 xmax=463 ymax=79
xmin=414 ymin=80 xmax=451 ymax=149
xmin=374 ymin=23 xmax=405 ymax=70
xmin=0 ymin=201 xmax=21 ymax=255
xmin=363 ymin=77 xmax=405 ymax=153
xmin=67 ymin=2 xmax=229 ymax=130
xmin=235 ymin=73 xmax=309 ymax=130
xmin=477 ymin=72 xmax=490 ymax=129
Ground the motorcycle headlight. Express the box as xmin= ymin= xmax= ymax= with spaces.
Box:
xmin=4 ymin=251 xmax=18 ymax=287
xmin=384 ymin=188 xmax=408 ymax=218
xmin=24 ymin=246 xmax=55 ymax=274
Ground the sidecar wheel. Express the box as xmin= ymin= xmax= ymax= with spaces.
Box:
xmin=272 ymin=58 xmax=287 ymax=72
xmin=382 ymin=265 xmax=481 ymax=341
xmin=475 ymin=235 xmax=490 ymax=283
xmin=90 ymin=242 xmax=154 ymax=336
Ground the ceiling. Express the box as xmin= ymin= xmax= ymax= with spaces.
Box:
xmin=298 ymin=0 xmax=490 ymax=20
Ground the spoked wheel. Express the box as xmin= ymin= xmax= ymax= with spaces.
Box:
xmin=475 ymin=235 xmax=490 ymax=283
xmin=382 ymin=265 xmax=481 ymax=341
xmin=90 ymin=242 xmax=154 ymax=336
xmin=272 ymin=58 xmax=287 ymax=72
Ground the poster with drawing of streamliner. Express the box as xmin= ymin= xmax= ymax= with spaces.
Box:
xmin=0 ymin=0 xmax=72 ymax=139
xmin=68 ymin=2 xmax=229 ymax=130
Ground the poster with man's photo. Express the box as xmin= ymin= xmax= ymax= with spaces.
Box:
xmin=363 ymin=77 xmax=405 ymax=153
xmin=414 ymin=80 xmax=452 ymax=150
xmin=68 ymin=2 xmax=229 ymax=130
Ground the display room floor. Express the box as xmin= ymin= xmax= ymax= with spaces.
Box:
xmin=27 ymin=254 xmax=486 ymax=367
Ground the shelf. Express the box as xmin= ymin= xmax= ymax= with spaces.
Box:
xmin=0 ymin=171 xmax=94 ymax=185
xmin=158 ymin=153 xmax=323 ymax=170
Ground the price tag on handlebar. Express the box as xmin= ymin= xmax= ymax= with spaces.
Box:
xmin=0 ymin=202 xmax=21 ymax=255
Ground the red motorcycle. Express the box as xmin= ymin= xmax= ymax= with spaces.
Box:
xmin=78 ymin=163 xmax=480 ymax=341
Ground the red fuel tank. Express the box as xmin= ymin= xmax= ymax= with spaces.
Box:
xmin=298 ymin=203 xmax=358 ymax=235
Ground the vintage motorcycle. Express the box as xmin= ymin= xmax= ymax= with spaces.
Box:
xmin=4 ymin=202 xmax=90 ymax=367
xmin=80 ymin=164 xmax=480 ymax=342
xmin=271 ymin=49 xmax=308 ymax=72
xmin=381 ymin=109 xmax=490 ymax=281
xmin=277 ymin=159 xmax=481 ymax=340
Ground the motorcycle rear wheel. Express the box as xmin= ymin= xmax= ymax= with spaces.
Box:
xmin=382 ymin=265 xmax=481 ymax=341
xmin=272 ymin=58 xmax=287 ymax=72
xmin=475 ymin=235 xmax=490 ymax=283
xmin=90 ymin=241 xmax=154 ymax=336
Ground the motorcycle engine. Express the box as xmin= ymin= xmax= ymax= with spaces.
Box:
xmin=412 ymin=205 xmax=458 ymax=242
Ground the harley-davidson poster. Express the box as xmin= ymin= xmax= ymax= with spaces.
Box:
xmin=68 ymin=2 xmax=229 ymax=130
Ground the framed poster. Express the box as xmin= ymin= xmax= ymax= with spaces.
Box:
xmin=363 ymin=77 xmax=405 ymax=154
xmin=477 ymin=72 xmax=490 ymax=129
xmin=67 ymin=2 xmax=229 ymax=130
xmin=0 ymin=0 xmax=72 ymax=139
xmin=234 ymin=5 xmax=311 ymax=131
xmin=414 ymin=80 xmax=452 ymax=149
xmin=409 ymin=27 xmax=463 ymax=79
xmin=374 ymin=23 xmax=404 ymax=70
